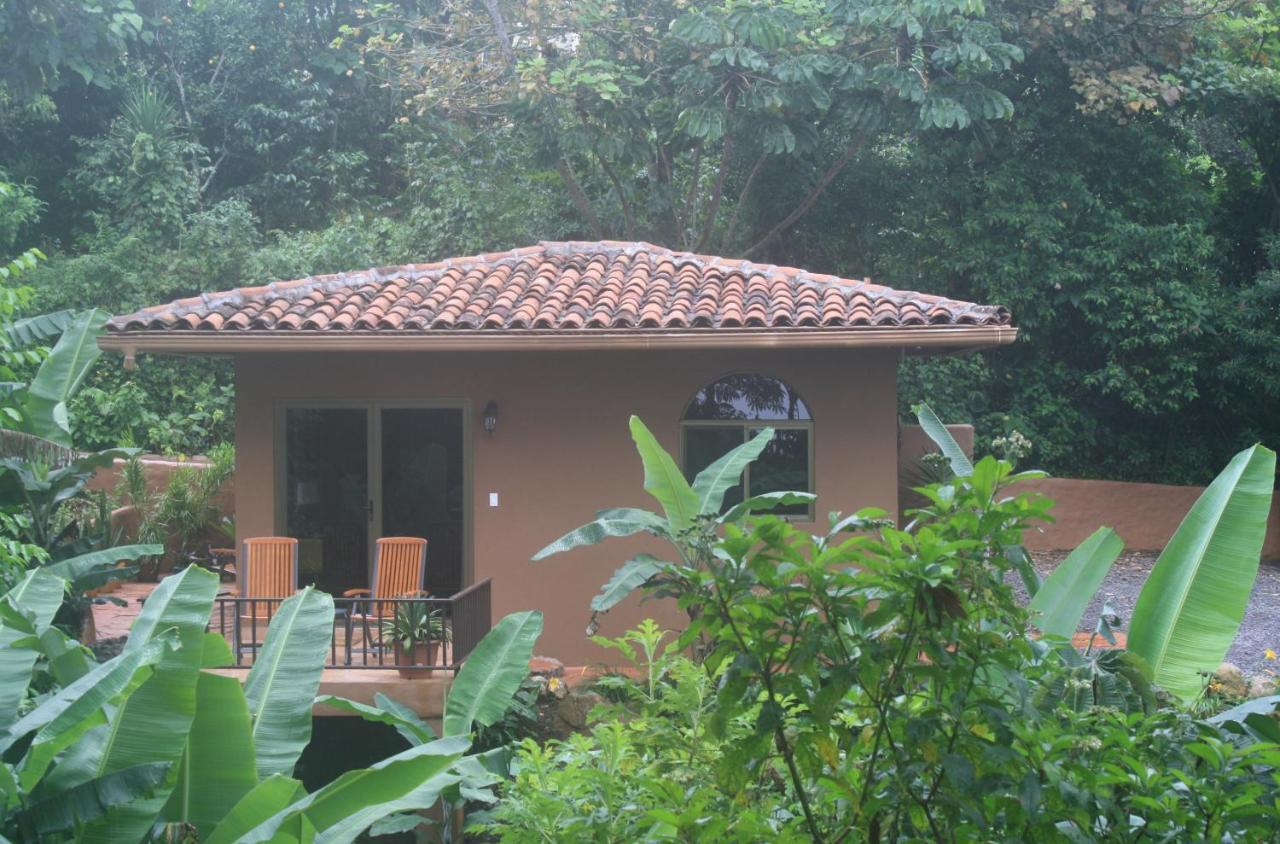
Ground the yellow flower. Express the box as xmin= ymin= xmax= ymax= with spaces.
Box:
xmin=547 ymin=677 xmax=562 ymax=692
xmin=1266 ymin=648 xmax=1276 ymax=661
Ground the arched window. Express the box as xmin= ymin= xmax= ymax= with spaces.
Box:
xmin=682 ymin=374 xmax=813 ymax=516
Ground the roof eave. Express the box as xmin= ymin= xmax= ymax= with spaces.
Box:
xmin=98 ymin=325 xmax=1017 ymax=360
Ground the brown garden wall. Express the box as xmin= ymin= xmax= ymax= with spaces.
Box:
xmin=897 ymin=427 xmax=1280 ymax=559
xmin=87 ymin=454 xmax=235 ymax=517
xmin=1012 ymin=477 xmax=1280 ymax=558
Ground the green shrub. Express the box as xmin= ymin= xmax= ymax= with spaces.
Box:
xmin=510 ymin=418 xmax=1280 ymax=842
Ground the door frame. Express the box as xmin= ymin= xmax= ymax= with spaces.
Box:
xmin=273 ymin=397 xmax=474 ymax=591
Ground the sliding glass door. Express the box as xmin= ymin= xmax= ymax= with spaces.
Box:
xmin=281 ymin=402 xmax=467 ymax=596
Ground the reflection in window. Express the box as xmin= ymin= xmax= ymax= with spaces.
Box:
xmin=684 ymin=374 xmax=812 ymax=421
xmin=681 ymin=374 xmax=813 ymax=516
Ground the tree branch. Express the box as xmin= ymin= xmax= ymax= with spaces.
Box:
xmin=695 ymin=87 xmax=739 ymax=253
xmin=556 ymin=158 xmax=606 ymax=239
xmin=722 ymin=152 xmax=766 ymax=252
xmin=742 ymin=133 xmax=866 ymax=259
xmin=599 ymin=156 xmax=636 ymax=240
xmin=480 ymin=0 xmax=517 ymax=69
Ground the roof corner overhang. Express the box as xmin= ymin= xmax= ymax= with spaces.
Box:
xmin=97 ymin=325 xmax=1018 ymax=356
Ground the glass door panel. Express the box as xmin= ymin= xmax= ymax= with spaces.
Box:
xmin=284 ymin=408 xmax=369 ymax=594
xmin=380 ymin=408 xmax=464 ymax=595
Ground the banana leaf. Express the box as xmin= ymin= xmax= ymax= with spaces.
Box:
xmin=206 ymin=775 xmax=308 ymax=844
xmin=0 ymin=568 xmax=66 ymax=730
xmin=912 ymin=402 xmax=973 ymax=477
xmin=163 ymin=672 xmax=257 ymax=839
xmin=1029 ymin=527 xmax=1123 ymax=639
xmin=691 ymin=427 xmax=773 ymax=514
xmin=22 ymin=309 xmax=108 ymax=445
xmin=231 ymin=737 xmax=469 ymax=844
xmin=244 ymin=587 xmax=335 ymax=780
xmin=76 ymin=565 xmax=220 ymax=844
xmin=11 ymin=635 xmax=170 ymax=789
xmin=15 ymin=762 xmax=171 ymax=839
xmin=443 ymin=610 xmax=543 ymax=737
xmin=1128 ymin=444 xmax=1276 ymax=701
xmin=532 ymin=507 xmax=666 ymax=560
xmin=590 ymin=556 xmax=666 ymax=614
xmin=630 ymin=416 xmax=700 ymax=532
xmin=314 ymin=695 xmax=435 ymax=746
xmin=4 ymin=309 xmax=76 ymax=349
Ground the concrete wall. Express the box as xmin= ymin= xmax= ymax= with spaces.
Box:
xmin=234 ymin=348 xmax=901 ymax=664
xmin=896 ymin=429 xmax=1280 ymax=558
xmin=1013 ymin=477 xmax=1280 ymax=558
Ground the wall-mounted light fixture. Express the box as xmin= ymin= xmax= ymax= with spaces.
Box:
xmin=482 ymin=401 xmax=499 ymax=437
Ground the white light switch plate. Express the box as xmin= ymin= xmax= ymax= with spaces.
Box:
xmin=489 ymin=492 xmax=499 ymax=507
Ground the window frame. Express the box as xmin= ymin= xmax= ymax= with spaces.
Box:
xmin=679 ymin=375 xmax=816 ymax=521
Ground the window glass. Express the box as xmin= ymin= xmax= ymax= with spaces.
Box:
xmin=684 ymin=374 xmax=811 ymax=421
xmin=681 ymin=374 xmax=813 ymax=516
xmin=749 ymin=427 xmax=810 ymax=515
xmin=684 ymin=426 xmax=746 ymax=509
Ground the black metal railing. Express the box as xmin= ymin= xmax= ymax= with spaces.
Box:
xmin=208 ymin=578 xmax=492 ymax=671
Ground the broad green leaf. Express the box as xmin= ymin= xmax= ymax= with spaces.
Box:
xmin=163 ymin=672 xmax=257 ymax=838
xmin=10 ymin=636 xmax=170 ymax=788
xmin=912 ymin=403 xmax=973 ymax=477
xmin=5 ymin=309 xmax=76 ymax=349
xmin=1128 ymin=444 xmax=1276 ymax=701
xmin=200 ymin=630 xmax=235 ymax=668
xmin=206 ymin=775 xmax=308 ymax=844
xmin=78 ymin=565 xmax=220 ymax=844
xmin=691 ymin=427 xmax=773 ymax=515
xmin=37 ymin=626 xmax=93 ymax=685
xmin=719 ymin=491 xmax=817 ymax=524
xmin=244 ymin=587 xmax=335 ymax=780
xmin=314 ymin=695 xmax=434 ymax=746
xmin=591 ymin=556 xmax=665 ymax=613
xmin=14 ymin=762 xmax=170 ymax=839
xmin=1029 ymin=527 xmax=1123 ymax=639
xmin=532 ymin=508 xmax=666 ymax=560
xmin=22 ymin=309 xmax=108 ymax=445
xmin=629 ymin=416 xmax=700 ymax=532
xmin=443 ymin=611 xmax=542 ymax=737
xmin=233 ymin=737 xmax=469 ymax=843
xmin=0 ymin=568 xmax=66 ymax=730
xmin=43 ymin=544 xmax=163 ymax=592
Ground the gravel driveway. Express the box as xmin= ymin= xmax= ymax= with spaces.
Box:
xmin=1011 ymin=552 xmax=1280 ymax=676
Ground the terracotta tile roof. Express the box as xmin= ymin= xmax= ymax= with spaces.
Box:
xmin=106 ymin=241 xmax=1011 ymax=336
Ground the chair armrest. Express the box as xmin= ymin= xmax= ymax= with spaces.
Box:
xmin=343 ymin=588 xmax=371 ymax=597
xmin=218 ymin=587 xmax=239 ymax=597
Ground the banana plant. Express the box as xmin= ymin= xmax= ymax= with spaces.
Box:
xmin=1127 ymin=444 xmax=1276 ymax=700
xmin=318 ymin=609 xmax=545 ymax=842
xmin=0 ymin=568 xmax=474 ymax=843
xmin=533 ymin=416 xmax=814 ymax=629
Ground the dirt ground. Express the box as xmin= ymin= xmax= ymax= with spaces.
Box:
xmin=1013 ymin=552 xmax=1280 ymax=675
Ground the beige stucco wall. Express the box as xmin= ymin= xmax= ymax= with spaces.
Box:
xmin=233 ymin=348 xmax=900 ymax=665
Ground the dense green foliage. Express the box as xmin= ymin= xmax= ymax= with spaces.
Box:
xmin=1 ymin=0 xmax=1279 ymax=479
xmin=504 ymin=417 xmax=1280 ymax=841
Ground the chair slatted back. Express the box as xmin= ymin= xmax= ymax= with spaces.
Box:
xmin=373 ymin=537 xmax=428 ymax=616
xmin=242 ymin=537 xmax=299 ymax=603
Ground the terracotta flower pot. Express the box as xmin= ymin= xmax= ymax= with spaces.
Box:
xmin=394 ymin=640 xmax=443 ymax=679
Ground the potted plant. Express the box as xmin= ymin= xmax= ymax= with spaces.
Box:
xmin=381 ymin=596 xmax=451 ymax=678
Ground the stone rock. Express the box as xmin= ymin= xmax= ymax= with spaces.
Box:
xmin=1248 ymin=676 xmax=1277 ymax=699
xmin=1214 ymin=662 xmax=1250 ymax=699
xmin=529 ymin=655 xmax=565 ymax=678
xmin=538 ymin=689 xmax=603 ymax=740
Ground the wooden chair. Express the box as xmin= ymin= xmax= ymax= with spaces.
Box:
xmin=229 ymin=537 xmax=299 ymax=660
xmin=344 ymin=537 xmax=428 ymax=615
xmin=345 ymin=537 xmax=428 ymax=660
